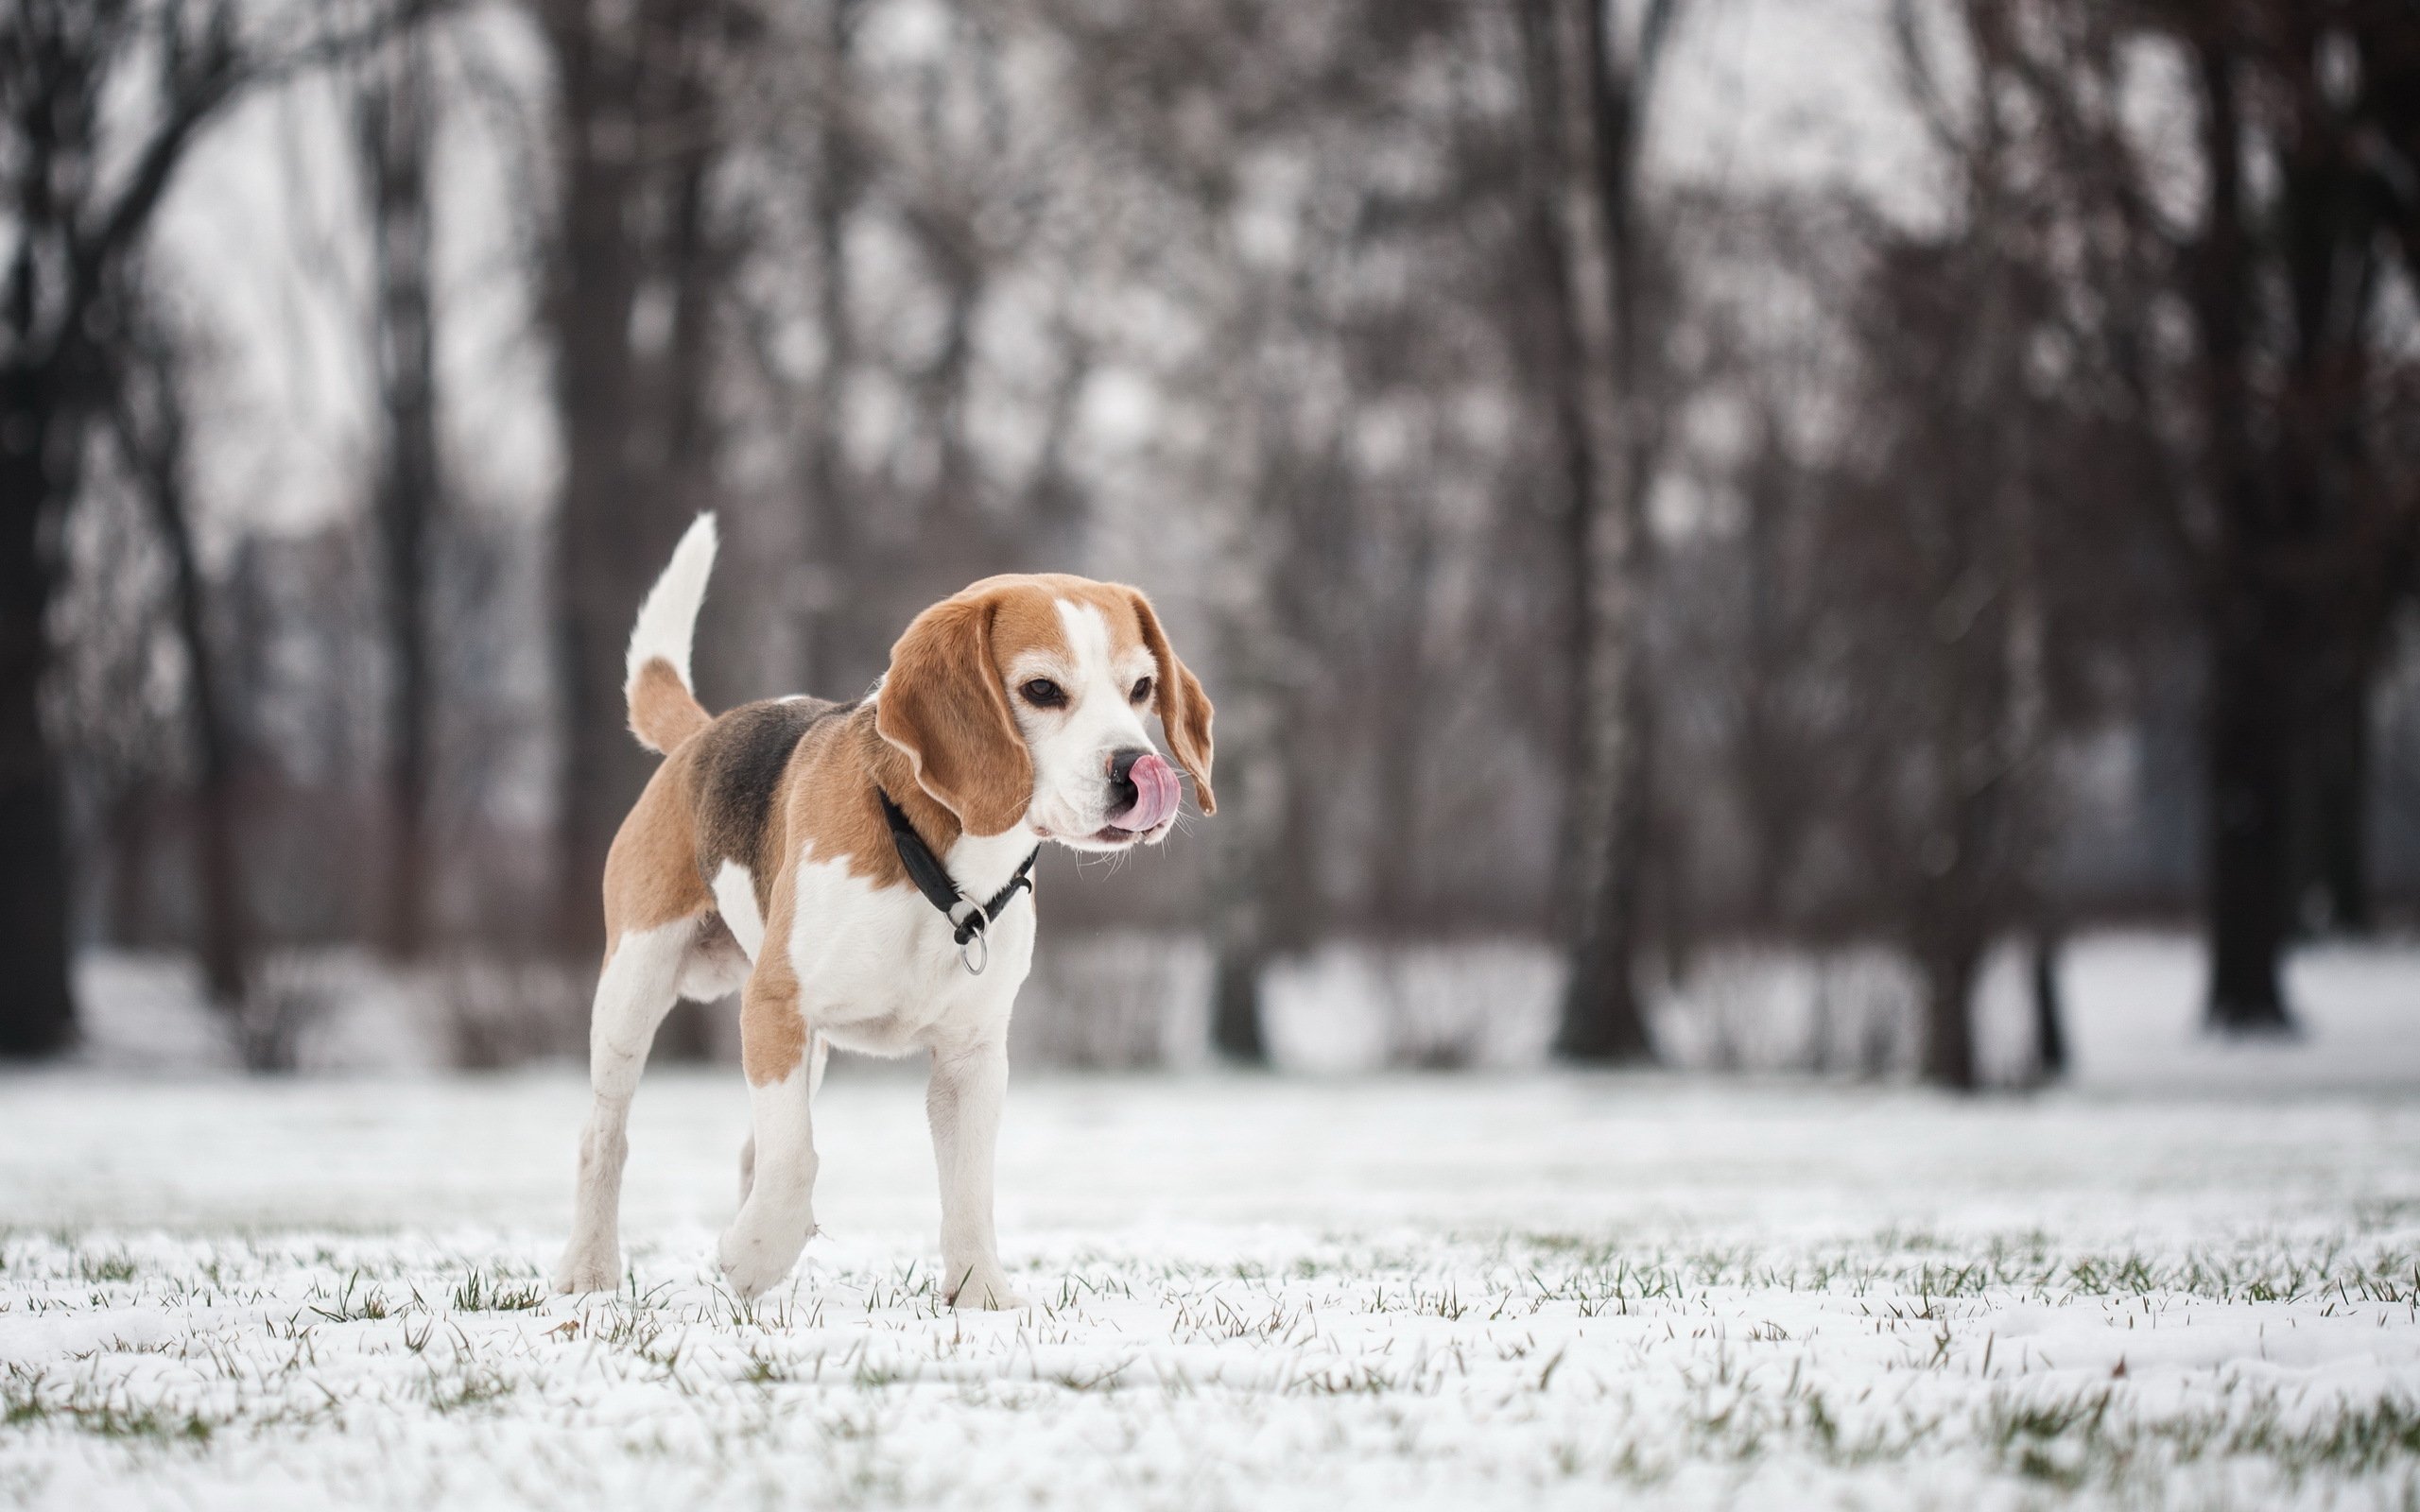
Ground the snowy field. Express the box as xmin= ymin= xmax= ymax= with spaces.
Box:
xmin=4 ymin=934 xmax=2420 ymax=1510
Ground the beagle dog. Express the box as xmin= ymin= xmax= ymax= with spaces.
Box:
xmin=552 ymin=516 xmax=1214 ymax=1309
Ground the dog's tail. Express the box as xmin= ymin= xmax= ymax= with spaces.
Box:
xmin=624 ymin=513 xmax=718 ymax=754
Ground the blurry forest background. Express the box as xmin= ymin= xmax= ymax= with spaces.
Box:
xmin=5 ymin=0 xmax=2419 ymax=1086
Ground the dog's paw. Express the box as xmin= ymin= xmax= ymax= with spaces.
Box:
xmin=717 ymin=1215 xmax=813 ymax=1301
xmin=553 ymin=1245 xmax=621 ymax=1295
xmin=944 ymin=1263 xmax=1028 ymax=1312
xmin=717 ymin=1246 xmax=787 ymax=1301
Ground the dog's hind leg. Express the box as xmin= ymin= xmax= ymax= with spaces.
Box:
xmin=555 ymin=918 xmax=695 ymax=1294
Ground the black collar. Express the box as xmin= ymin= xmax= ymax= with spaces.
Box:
xmin=878 ymin=789 xmax=1038 ymax=972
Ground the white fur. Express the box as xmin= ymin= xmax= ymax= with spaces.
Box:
xmin=776 ymin=824 xmax=1040 ymax=1061
xmin=927 ymin=1037 xmax=1018 ymax=1308
xmin=717 ymin=1061 xmax=820 ymax=1297
xmin=711 ymin=860 xmax=765 ymax=960
xmin=624 ymin=513 xmax=719 ymax=703
xmin=676 ymin=926 xmax=751 ymax=1004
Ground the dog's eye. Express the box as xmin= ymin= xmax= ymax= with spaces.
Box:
xmin=1020 ymin=679 xmax=1067 ymax=709
xmin=1130 ymin=676 xmax=1154 ymax=704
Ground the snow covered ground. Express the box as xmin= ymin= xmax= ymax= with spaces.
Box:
xmin=5 ymin=934 xmax=2420 ymax=1509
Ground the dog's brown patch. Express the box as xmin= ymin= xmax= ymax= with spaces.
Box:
xmin=629 ymin=658 xmax=710 ymax=754
xmin=741 ymin=973 xmax=806 ymax=1084
xmin=739 ymin=863 xmax=806 ymax=1086
xmin=1124 ymin=590 xmax=1216 ymax=813
xmin=983 ymin=582 xmax=1081 ymax=672
xmin=782 ymin=708 xmax=948 ymax=887
xmin=874 ymin=589 xmax=1047 ymax=836
xmin=601 ymin=745 xmax=712 ymax=955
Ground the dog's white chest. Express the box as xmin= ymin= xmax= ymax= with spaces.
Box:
xmin=778 ymin=844 xmax=1036 ymax=1056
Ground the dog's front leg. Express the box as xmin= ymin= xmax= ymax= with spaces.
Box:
xmin=927 ymin=1037 xmax=1024 ymax=1310
xmin=718 ymin=962 xmax=820 ymax=1300
xmin=734 ymin=1034 xmax=822 ymax=1206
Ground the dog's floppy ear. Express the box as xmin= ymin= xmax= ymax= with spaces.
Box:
xmin=876 ymin=593 xmax=1033 ymax=836
xmin=1126 ymin=590 xmax=1216 ymax=816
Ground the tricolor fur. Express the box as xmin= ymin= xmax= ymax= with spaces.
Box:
xmin=556 ymin=515 xmax=1214 ymax=1309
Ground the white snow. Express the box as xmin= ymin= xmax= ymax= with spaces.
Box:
xmin=7 ymin=932 xmax=2420 ymax=1509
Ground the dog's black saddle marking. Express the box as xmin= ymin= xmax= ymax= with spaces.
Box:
xmin=692 ymin=697 xmax=853 ymax=909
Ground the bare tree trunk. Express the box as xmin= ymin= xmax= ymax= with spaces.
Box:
xmin=1207 ymin=742 xmax=1274 ymax=1065
xmin=146 ymin=424 xmax=250 ymax=1016
xmin=640 ymin=52 xmax=730 ymax=1064
xmin=801 ymin=0 xmax=863 ymax=694
xmin=1524 ymin=0 xmax=1670 ymax=1064
xmin=1910 ymin=613 xmax=1996 ymax=1092
xmin=2000 ymin=276 xmax=2061 ymax=1083
xmin=1561 ymin=611 xmax=1656 ymax=1061
xmin=1209 ymin=950 xmax=1270 ymax=1064
xmin=1366 ymin=529 xmax=1435 ymax=928
xmin=1206 ymin=602 xmax=1301 ymax=1065
xmin=0 ymin=0 xmax=309 ymax=1065
xmin=542 ymin=0 xmax=649 ymax=964
xmin=2204 ymin=607 xmax=2296 ymax=1031
xmin=1208 ymin=747 xmax=1319 ymax=1065
xmin=1918 ymin=930 xmax=1981 ymax=1091
xmin=2302 ymin=667 xmax=2372 ymax=935
xmin=112 ymin=316 xmax=253 ymax=1032
xmin=2187 ymin=34 xmax=2297 ymax=1035
xmin=105 ymin=787 xmax=159 ymax=946
xmin=0 ymin=395 xmax=77 ymax=1057
xmin=1734 ymin=419 xmax=1808 ymax=931
xmin=537 ymin=0 xmax=728 ymax=988
xmin=1204 ymin=427 xmax=1322 ymax=1068
xmin=2031 ymin=919 xmax=2066 ymax=1079
xmin=359 ymin=37 xmax=441 ymax=959
xmin=1569 ymin=0 xmax=1667 ymax=1064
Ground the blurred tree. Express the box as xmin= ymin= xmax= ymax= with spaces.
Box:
xmin=108 ymin=304 xmax=253 ymax=1037
xmin=797 ymin=0 xmax=865 ymax=696
xmin=532 ymin=0 xmax=755 ymax=1025
xmin=1520 ymin=0 xmax=1678 ymax=1064
xmin=1824 ymin=234 xmax=2048 ymax=1091
xmin=356 ymin=29 xmax=441 ymax=959
xmin=48 ymin=487 xmax=180 ymax=955
xmin=0 ymin=0 xmax=361 ymax=1057
xmin=2172 ymin=7 xmax=2413 ymax=1026
xmin=1036 ymin=0 xmax=1525 ymax=1061
xmin=1962 ymin=0 xmax=2420 ymax=1033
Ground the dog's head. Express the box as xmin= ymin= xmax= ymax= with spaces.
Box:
xmin=874 ymin=575 xmax=1215 ymax=849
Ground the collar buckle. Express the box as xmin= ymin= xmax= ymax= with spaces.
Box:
xmin=957 ymin=912 xmax=991 ymax=975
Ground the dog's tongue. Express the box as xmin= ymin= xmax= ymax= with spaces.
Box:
xmin=1109 ymin=751 xmax=1181 ymax=833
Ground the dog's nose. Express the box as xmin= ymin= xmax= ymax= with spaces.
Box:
xmin=1105 ymin=748 xmax=1181 ymax=832
xmin=1107 ymin=747 xmax=1150 ymax=809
